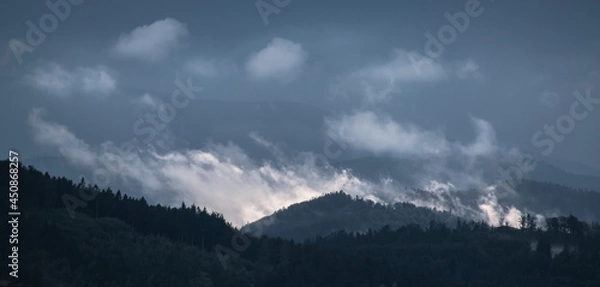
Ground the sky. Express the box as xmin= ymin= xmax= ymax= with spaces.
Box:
xmin=1 ymin=0 xmax=599 ymax=226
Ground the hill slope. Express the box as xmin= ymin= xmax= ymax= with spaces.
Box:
xmin=243 ymin=181 xmax=600 ymax=241
xmin=242 ymin=191 xmax=459 ymax=241
xmin=333 ymin=156 xmax=600 ymax=192
xmin=3 ymin=162 xmax=600 ymax=286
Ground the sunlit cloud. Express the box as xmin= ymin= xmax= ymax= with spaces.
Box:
xmin=28 ymin=108 xmax=539 ymax=228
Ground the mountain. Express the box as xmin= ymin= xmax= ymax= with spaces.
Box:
xmin=333 ymin=156 xmax=600 ymax=192
xmin=526 ymin=161 xmax=600 ymax=192
xmin=509 ymin=180 xmax=600 ymax=222
xmin=17 ymin=210 xmax=236 ymax=286
xmin=5 ymin=162 xmax=600 ymax=286
xmin=243 ymin=180 xmax=600 ymax=241
xmin=524 ymin=150 xmax=600 ymax=177
xmin=242 ymin=191 xmax=459 ymax=241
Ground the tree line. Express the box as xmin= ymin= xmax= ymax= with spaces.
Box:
xmin=2 ymin=161 xmax=600 ymax=286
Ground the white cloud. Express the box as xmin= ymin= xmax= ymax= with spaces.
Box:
xmin=28 ymin=109 xmax=97 ymax=166
xmin=245 ymin=37 xmax=308 ymax=82
xmin=456 ymin=58 xmax=483 ymax=80
xmin=28 ymin=109 xmax=545 ymax=228
xmin=478 ymin=190 xmax=524 ymax=227
xmin=27 ymin=63 xmax=73 ymax=96
xmin=330 ymin=49 xmax=446 ymax=103
xmin=359 ymin=49 xmax=446 ymax=83
xmin=326 ymin=110 xmax=506 ymax=193
xmin=27 ymin=110 xmax=369 ymax=226
xmin=185 ymin=58 xmax=239 ymax=78
xmin=458 ymin=117 xmax=498 ymax=157
xmin=324 ymin=110 xmax=534 ymax=221
xmin=79 ymin=66 xmax=118 ymax=94
xmin=326 ymin=111 xmax=499 ymax=160
xmin=326 ymin=111 xmax=450 ymax=158
xmin=27 ymin=62 xmax=117 ymax=97
xmin=113 ymin=18 xmax=188 ymax=62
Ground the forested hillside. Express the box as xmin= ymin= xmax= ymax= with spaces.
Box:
xmin=243 ymin=181 xmax=600 ymax=241
xmin=242 ymin=191 xmax=459 ymax=241
xmin=3 ymin=162 xmax=600 ymax=286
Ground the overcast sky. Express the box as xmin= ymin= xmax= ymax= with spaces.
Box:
xmin=1 ymin=0 xmax=599 ymax=225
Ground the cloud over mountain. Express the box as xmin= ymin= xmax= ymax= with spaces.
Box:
xmin=27 ymin=108 xmax=533 ymax=228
